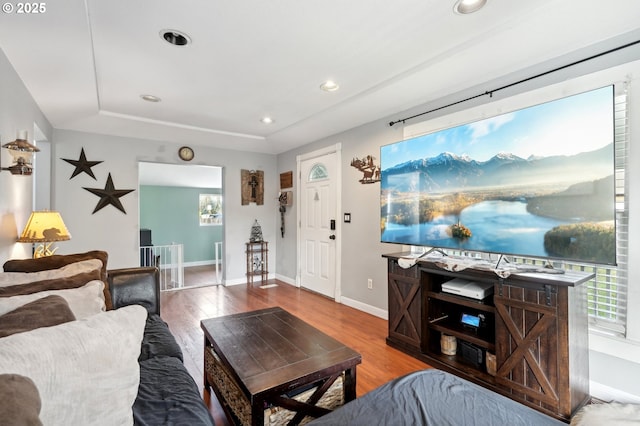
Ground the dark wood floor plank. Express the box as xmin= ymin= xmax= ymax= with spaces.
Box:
xmin=160 ymin=278 xmax=430 ymax=425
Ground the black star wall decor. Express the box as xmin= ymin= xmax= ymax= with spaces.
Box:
xmin=61 ymin=148 xmax=103 ymax=179
xmin=83 ymin=173 xmax=135 ymax=214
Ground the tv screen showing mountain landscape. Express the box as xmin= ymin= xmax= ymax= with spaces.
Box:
xmin=380 ymin=85 xmax=616 ymax=265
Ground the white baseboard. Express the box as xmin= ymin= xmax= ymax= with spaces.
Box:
xmin=340 ymin=296 xmax=388 ymax=320
xmin=183 ymin=260 xmax=220 ymax=267
xmin=275 ymin=274 xmax=297 ymax=286
xmin=224 ymin=273 xmax=276 ymax=286
xmin=590 ymin=381 xmax=640 ymax=404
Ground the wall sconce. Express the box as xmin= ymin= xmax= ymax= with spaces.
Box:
xmin=1 ymin=131 xmax=40 ymax=176
xmin=17 ymin=211 xmax=71 ymax=258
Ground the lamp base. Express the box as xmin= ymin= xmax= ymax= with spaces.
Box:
xmin=33 ymin=242 xmax=58 ymax=258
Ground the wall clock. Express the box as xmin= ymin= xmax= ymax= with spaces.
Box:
xmin=178 ymin=146 xmax=194 ymax=161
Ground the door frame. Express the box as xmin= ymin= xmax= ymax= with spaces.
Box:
xmin=296 ymin=143 xmax=342 ymax=302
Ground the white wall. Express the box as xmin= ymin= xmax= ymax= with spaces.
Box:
xmin=52 ymin=129 xmax=278 ymax=281
xmin=0 ymin=48 xmax=52 ymax=261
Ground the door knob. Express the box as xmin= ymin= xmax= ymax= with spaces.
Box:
xmin=329 ymin=235 xmax=336 ymax=240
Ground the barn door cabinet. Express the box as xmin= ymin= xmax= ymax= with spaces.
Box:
xmin=384 ymin=253 xmax=593 ymax=422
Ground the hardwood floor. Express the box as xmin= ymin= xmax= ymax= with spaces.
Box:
xmin=183 ymin=264 xmax=221 ymax=288
xmin=159 ymin=280 xmax=431 ymax=425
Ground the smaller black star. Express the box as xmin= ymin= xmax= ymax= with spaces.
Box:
xmin=83 ymin=173 xmax=135 ymax=214
xmin=62 ymin=148 xmax=103 ymax=179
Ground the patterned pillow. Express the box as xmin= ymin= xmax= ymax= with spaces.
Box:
xmin=0 ymin=259 xmax=103 ymax=286
xmin=2 ymin=251 xmax=111 ymax=309
xmin=0 ymin=281 xmax=105 ymax=319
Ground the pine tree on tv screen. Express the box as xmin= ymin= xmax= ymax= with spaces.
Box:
xmin=380 ymin=86 xmax=616 ymax=265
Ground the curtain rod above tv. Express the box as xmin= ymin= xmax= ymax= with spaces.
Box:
xmin=388 ymin=39 xmax=640 ymax=127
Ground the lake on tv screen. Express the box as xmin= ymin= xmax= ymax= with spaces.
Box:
xmin=381 ymin=199 xmax=567 ymax=257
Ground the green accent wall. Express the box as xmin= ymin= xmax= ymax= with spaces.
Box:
xmin=140 ymin=185 xmax=223 ymax=263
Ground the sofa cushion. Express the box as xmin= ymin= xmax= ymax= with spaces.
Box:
xmin=139 ymin=314 xmax=183 ymax=362
xmin=0 ymin=305 xmax=147 ymax=426
xmin=0 ymin=295 xmax=76 ymax=338
xmin=135 ymin=356 xmax=215 ymax=426
xmin=2 ymin=251 xmax=112 ymax=310
xmin=0 ymin=374 xmax=42 ymax=426
xmin=0 ymin=281 xmax=105 ymax=319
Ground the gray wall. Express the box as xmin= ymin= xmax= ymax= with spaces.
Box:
xmin=0 ymin=48 xmax=52 ymax=261
xmin=51 ymin=129 xmax=277 ymax=282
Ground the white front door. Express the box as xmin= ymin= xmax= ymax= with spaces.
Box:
xmin=298 ymin=150 xmax=339 ymax=299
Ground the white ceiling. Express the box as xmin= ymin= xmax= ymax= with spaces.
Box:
xmin=1 ymin=1 xmax=640 ymax=155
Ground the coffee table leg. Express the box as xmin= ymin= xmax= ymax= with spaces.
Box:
xmin=344 ymin=367 xmax=357 ymax=402
xmin=203 ymin=336 xmax=211 ymax=389
xmin=251 ymin=398 xmax=265 ymax=426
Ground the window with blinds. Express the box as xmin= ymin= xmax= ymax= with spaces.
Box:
xmin=501 ymin=89 xmax=629 ymax=335
xmin=579 ymin=89 xmax=629 ymax=335
xmin=513 ymin=89 xmax=629 ymax=336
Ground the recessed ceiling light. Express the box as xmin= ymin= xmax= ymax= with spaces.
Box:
xmin=320 ymin=80 xmax=340 ymax=92
xmin=260 ymin=117 xmax=274 ymax=124
xmin=160 ymin=29 xmax=191 ymax=46
xmin=141 ymin=94 xmax=161 ymax=102
xmin=453 ymin=0 xmax=487 ymax=14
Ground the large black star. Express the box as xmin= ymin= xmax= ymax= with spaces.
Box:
xmin=83 ymin=173 xmax=135 ymax=214
xmin=62 ymin=148 xmax=103 ymax=179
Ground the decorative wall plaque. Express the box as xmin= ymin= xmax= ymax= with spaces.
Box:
xmin=280 ymin=171 xmax=293 ymax=189
xmin=241 ymin=169 xmax=264 ymax=205
xmin=350 ymin=155 xmax=380 ymax=184
xmin=61 ymin=148 xmax=103 ymax=180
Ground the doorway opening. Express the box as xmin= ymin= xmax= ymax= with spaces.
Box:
xmin=138 ymin=162 xmax=224 ymax=290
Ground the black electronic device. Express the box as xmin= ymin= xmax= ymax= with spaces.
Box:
xmin=461 ymin=313 xmax=480 ymax=328
xmin=459 ymin=340 xmax=484 ymax=368
xmin=460 ymin=312 xmax=486 ymax=332
xmin=140 ymin=228 xmax=152 ymax=246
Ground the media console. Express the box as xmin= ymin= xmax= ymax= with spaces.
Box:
xmin=384 ymin=252 xmax=594 ymax=422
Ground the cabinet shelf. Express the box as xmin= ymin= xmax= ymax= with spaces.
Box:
xmin=428 ymin=319 xmax=495 ymax=351
xmin=427 ymin=291 xmax=495 ymax=313
xmin=384 ymin=252 xmax=594 ymax=422
xmin=426 ymin=351 xmax=497 ymax=384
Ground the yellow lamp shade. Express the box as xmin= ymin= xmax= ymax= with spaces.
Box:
xmin=18 ymin=211 xmax=71 ymax=243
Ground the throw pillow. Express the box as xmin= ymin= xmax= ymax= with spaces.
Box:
xmin=2 ymin=250 xmax=108 ymax=280
xmin=0 ymin=305 xmax=147 ymax=426
xmin=0 ymin=269 xmax=101 ymax=297
xmin=2 ymin=251 xmax=112 ymax=310
xmin=0 ymin=295 xmax=76 ymax=338
xmin=0 ymin=258 xmax=103 ymax=286
xmin=0 ymin=374 xmax=42 ymax=426
xmin=0 ymin=281 xmax=105 ymax=319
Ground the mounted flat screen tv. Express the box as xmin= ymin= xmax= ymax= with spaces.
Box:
xmin=380 ymin=86 xmax=616 ymax=265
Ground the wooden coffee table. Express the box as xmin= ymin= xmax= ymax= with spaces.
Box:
xmin=201 ymin=307 xmax=361 ymax=425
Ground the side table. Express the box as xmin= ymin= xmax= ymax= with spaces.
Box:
xmin=246 ymin=241 xmax=268 ymax=283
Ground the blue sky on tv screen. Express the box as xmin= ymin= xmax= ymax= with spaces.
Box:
xmin=382 ymin=86 xmax=613 ymax=168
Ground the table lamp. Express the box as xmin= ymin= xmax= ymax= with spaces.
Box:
xmin=18 ymin=211 xmax=71 ymax=258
